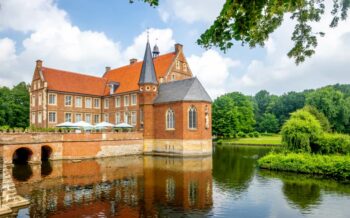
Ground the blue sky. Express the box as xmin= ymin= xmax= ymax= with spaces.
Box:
xmin=0 ymin=0 xmax=350 ymax=98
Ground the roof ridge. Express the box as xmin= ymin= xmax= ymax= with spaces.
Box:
xmin=43 ymin=67 xmax=107 ymax=81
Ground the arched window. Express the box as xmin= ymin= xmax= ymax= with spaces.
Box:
xmin=188 ymin=106 xmax=197 ymax=129
xmin=166 ymin=109 xmax=175 ymax=129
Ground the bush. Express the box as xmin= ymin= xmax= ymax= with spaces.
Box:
xmin=313 ymin=133 xmax=350 ymax=155
xmin=281 ymin=109 xmax=323 ymax=152
xmin=237 ymin=131 xmax=247 ymax=138
xmin=248 ymin=132 xmax=254 ymax=138
xmin=252 ymin=131 xmax=260 ymax=138
xmin=0 ymin=125 xmax=10 ymax=132
xmin=258 ymin=152 xmax=350 ymax=180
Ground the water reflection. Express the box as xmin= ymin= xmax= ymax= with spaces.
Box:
xmin=12 ymin=156 xmax=213 ymax=217
xmin=12 ymin=164 xmax=33 ymax=181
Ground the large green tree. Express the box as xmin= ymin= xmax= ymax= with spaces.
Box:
xmin=137 ymin=0 xmax=350 ymax=64
xmin=0 ymin=82 xmax=29 ymax=128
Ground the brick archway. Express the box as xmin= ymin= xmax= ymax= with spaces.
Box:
xmin=41 ymin=145 xmax=53 ymax=161
xmin=12 ymin=147 xmax=33 ymax=164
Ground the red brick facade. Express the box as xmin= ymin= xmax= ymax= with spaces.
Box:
xmin=29 ymin=43 xmax=211 ymax=141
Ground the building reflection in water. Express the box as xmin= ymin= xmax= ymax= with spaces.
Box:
xmin=11 ymin=155 xmax=213 ymax=217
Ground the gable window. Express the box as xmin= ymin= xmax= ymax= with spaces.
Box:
xmin=48 ymin=93 xmax=56 ymax=105
xmin=32 ymin=95 xmax=36 ymax=106
xmin=65 ymin=95 xmax=72 ymax=106
xmin=171 ymin=74 xmax=175 ymax=81
xmin=104 ymin=113 xmax=109 ymax=122
xmin=131 ymin=111 xmax=137 ymax=125
xmin=115 ymin=96 xmax=121 ymax=108
xmin=188 ymin=106 xmax=197 ymax=129
xmin=75 ymin=96 xmax=82 ymax=108
xmin=65 ymin=113 xmax=72 ymax=122
xmin=94 ymin=114 xmax=100 ymax=123
xmin=85 ymin=114 xmax=91 ymax=123
xmin=166 ymin=109 xmax=175 ymax=130
xmin=124 ymin=95 xmax=129 ymax=106
xmin=104 ymin=98 xmax=109 ymax=109
xmin=75 ymin=113 xmax=82 ymax=122
xmin=48 ymin=112 xmax=57 ymax=123
xmin=38 ymin=93 xmax=42 ymax=106
xmin=38 ymin=111 xmax=42 ymax=123
xmin=93 ymin=98 xmax=100 ymax=108
xmin=175 ymin=60 xmax=180 ymax=69
xmin=115 ymin=112 xmax=121 ymax=124
xmin=85 ymin=97 xmax=92 ymax=108
xmin=131 ymin=94 xmax=137 ymax=106
xmin=183 ymin=63 xmax=187 ymax=72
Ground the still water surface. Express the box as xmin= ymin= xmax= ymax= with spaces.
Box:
xmin=10 ymin=145 xmax=350 ymax=217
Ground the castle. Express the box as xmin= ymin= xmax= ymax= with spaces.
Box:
xmin=29 ymin=42 xmax=212 ymax=155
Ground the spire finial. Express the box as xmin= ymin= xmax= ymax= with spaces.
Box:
xmin=146 ymin=28 xmax=150 ymax=42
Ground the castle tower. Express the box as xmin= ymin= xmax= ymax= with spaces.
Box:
xmin=139 ymin=40 xmax=158 ymax=150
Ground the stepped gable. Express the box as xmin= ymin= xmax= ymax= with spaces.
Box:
xmin=154 ymin=77 xmax=212 ymax=104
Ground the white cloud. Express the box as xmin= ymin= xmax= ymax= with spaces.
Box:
xmin=0 ymin=0 xmax=175 ymax=87
xmin=158 ymin=0 xmax=225 ymax=24
xmin=188 ymin=50 xmax=240 ymax=98
xmin=124 ymin=28 xmax=175 ymax=61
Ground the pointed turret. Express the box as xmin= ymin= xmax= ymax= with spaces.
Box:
xmin=139 ymin=41 xmax=158 ymax=85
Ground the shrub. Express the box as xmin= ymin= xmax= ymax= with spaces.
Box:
xmin=252 ymin=131 xmax=260 ymax=138
xmin=248 ymin=132 xmax=254 ymax=137
xmin=281 ymin=109 xmax=323 ymax=152
xmin=258 ymin=152 xmax=350 ymax=180
xmin=237 ymin=131 xmax=246 ymax=138
xmin=0 ymin=125 xmax=10 ymax=132
xmin=313 ymin=133 xmax=350 ymax=155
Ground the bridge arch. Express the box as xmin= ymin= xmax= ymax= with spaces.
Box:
xmin=12 ymin=147 xmax=33 ymax=164
xmin=41 ymin=145 xmax=53 ymax=161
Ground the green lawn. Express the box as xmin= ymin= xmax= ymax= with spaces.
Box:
xmin=221 ymin=135 xmax=282 ymax=145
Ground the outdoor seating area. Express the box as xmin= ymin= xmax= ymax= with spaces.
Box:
xmin=55 ymin=121 xmax=134 ymax=133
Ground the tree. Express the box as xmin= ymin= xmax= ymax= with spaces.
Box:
xmin=303 ymin=105 xmax=331 ymax=132
xmin=257 ymin=113 xmax=279 ymax=133
xmin=281 ymin=109 xmax=323 ymax=152
xmin=306 ymin=87 xmax=350 ymax=133
xmin=138 ymin=0 xmax=349 ymax=64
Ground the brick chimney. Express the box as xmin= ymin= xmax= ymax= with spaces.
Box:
xmin=105 ymin=66 xmax=111 ymax=72
xmin=36 ymin=59 xmax=43 ymax=69
xmin=175 ymin=43 xmax=183 ymax=54
xmin=130 ymin=58 xmax=137 ymax=65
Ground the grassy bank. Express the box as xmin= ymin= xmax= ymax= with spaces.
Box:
xmin=220 ymin=135 xmax=282 ymax=145
xmin=258 ymin=152 xmax=350 ymax=180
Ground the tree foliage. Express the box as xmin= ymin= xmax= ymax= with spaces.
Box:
xmin=257 ymin=113 xmax=280 ymax=133
xmin=281 ymin=109 xmax=322 ymax=152
xmin=0 ymin=82 xmax=29 ymax=128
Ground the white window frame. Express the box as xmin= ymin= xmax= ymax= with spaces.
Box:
xmin=124 ymin=95 xmax=129 ymax=106
xmin=124 ymin=112 xmax=129 ymax=124
xmin=75 ymin=113 xmax=82 ymax=122
xmin=85 ymin=97 xmax=92 ymax=108
xmin=166 ymin=109 xmax=175 ymax=130
xmin=131 ymin=94 xmax=137 ymax=106
xmin=65 ymin=95 xmax=72 ymax=107
xmin=104 ymin=113 xmax=109 ymax=122
xmin=31 ymin=112 xmax=36 ymax=124
xmin=115 ymin=112 xmax=121 ymax=124
xmin=32 ymin=95 xmax=36 ymax=107
xmin=85 ymin=113 xmax=91 ymax=123
xmin=131 ymin=111 xmax=137 ymax=125
xmin=115 ymin=96 xmax=121 ymax=108
xmin=65 ymin=112 xmax=72 ymax=122
xmin=188 ymin=106 xmax=197 ymax=129
xmin=38 ymin=93 xmax=42 ymax=106
xmin=176 ymin=60 xmax=180 ymax=69
xmin=94 ymin=114 xmax=100 ymax=123
xmin=75 ymin=96 xmax=82 ymax=108
xmin=48 ymin=111 xmax=57 ymax=123
xmin=48 ymin=93 xmax=57 ymax=105
xmin=38 ymin=111 xmax=42 ymax=123
xmin=93 ymin=98 xmax=100 ymax=108
xmin=104 ymin=98 xmax=109 ymax=109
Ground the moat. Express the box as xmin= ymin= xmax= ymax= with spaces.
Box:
xmin=6 ymin=145 xmax=350 ymax=217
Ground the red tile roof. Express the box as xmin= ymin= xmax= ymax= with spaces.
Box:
xmin=41 ymin=67 xmax=108 ymax=96
xmin=41 ymin=52 xmax=176 ymax=96
xmin=103 ymin=52 xmax=176 ymax=94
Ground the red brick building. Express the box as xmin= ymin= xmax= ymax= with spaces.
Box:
xmin=29 ymin=42 xmax=212 ymax=155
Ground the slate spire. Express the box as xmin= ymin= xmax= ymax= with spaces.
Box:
xmin=138 ymin=41 xmax=158 ymax=85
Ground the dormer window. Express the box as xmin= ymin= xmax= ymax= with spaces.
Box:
xmin=109 ymin=82 xmax=120 ymax=95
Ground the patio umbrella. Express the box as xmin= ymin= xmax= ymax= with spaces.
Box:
xmin=114 ymin=122 xmax=133 ymax=128
xmin=72 ymin=121 xmax=94 ymax=130
xmin=94 ymin=121 xmax=115 ymax=129
xmin=56 ymin=122 xmax=75 ymax=128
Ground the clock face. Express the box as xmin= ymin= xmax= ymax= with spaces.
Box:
xmin=146 ymin=86 xmax=150 ymax=91
xmin=140 ymin=87 xmax=143 ymax=91
xmin=153 ymin=86 xmax=157 ymax=91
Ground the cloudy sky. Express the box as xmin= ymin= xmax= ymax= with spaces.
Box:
xmin=0 ymin=0 xmax=349 ymax=98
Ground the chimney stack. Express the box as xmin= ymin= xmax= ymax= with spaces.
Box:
xmin=36 ymin=59 xmax=43 ymax=69
xmin=130 ymin=58 xmax=138 ymax=65
xmin=175 ymin=43 xmax=183 ymax=54
xmin=105 ymin=66 xmax=111 ymax=72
